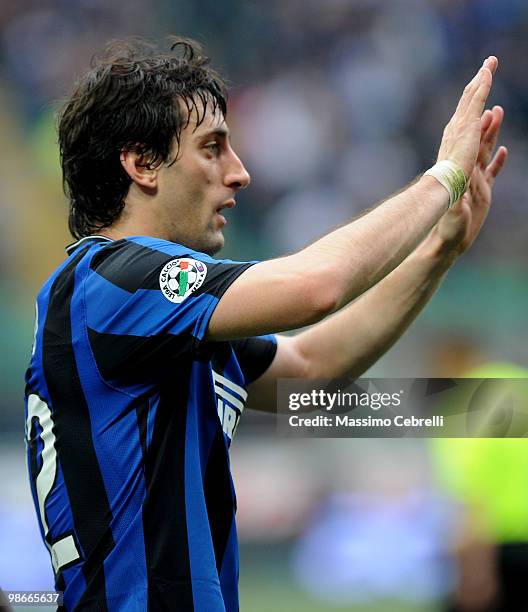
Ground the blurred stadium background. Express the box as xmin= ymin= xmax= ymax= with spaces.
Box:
xmin=1 ymin=0 xmax=528 ymax=610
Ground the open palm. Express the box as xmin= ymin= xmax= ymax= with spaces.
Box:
xmin=435 ymin=106 xmax=508 ymax=255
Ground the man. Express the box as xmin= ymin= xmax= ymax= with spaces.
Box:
xmin=25 ymin=37 xmax=506 ymax=611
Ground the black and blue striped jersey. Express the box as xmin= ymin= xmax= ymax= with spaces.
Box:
xmin=24 ymin=235 xmax=277 ymax=611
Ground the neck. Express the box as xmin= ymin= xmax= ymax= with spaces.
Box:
xmin=99 ymin=196 xmax=170 ymax=242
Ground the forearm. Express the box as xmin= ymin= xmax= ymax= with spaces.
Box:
xmin=294 ymin=232 xmax=455 ymax=378
xmin=208 ymin=60 xmax=496 ymax=341
xmin=291 ymin=175 xmax=449 ymax=309
xmin=207 ymin=174 xmax=449 ymax=340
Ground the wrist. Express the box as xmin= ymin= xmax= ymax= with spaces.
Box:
xmin=420 ymin=229 xmax=460 ymax=270
xmin=415 ymin=174 xmax=451 ymax=212
xmin=424 ymin=159 xmax=468 ymax=208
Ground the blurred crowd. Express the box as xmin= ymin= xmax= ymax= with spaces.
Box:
xmin=2 ymin=0 xmax=528 ymax=419
xmin=2 ymin=1 xmax=528 ymax=610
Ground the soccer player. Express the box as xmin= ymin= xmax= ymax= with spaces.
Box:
xmin=25 ymin=37 xmax=506 ymax=611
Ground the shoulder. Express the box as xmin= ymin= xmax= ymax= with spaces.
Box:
xmin=89 ymin=236 xmax=211 ymax=293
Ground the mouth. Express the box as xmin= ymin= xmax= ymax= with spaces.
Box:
xmin=217 ymin=199 xmax=236 ymax=212
xmin=215 ymin=199 xmax=236 ymax=226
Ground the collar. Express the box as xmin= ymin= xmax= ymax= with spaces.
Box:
xmin=65 ymin=235 xmax=113 ymax=255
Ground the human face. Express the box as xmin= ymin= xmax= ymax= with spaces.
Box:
xmin=155 ymin=104 xmax=251 ymax=255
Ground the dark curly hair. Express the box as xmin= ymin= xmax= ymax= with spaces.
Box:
xmin=58 ymin=36 xmax=228 ymax=239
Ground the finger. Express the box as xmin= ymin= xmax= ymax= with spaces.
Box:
xmin=481 ymin=109 xmax=493 ymax=132
xmin=484 ymin=55 xmax=498 ymax=76
xmin=485 ymin=145 xmax=508 ymax=185
xmin=455 ymin=57 xmax=497 ymax=116
xmin=478 ymin=106 xmax=505 ymax=167
xmin=454 ymin=59 xmax=491 ymax=116
xmin=465 ymin=66 xmax=493 ymax=119
xmin=485 ymin=105 xmax=504 ymax=154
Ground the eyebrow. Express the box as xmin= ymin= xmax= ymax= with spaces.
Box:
xmin=197 ymin=127 xmax=230 ymax=141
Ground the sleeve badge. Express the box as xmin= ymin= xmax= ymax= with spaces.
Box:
xmin=159 ymin=258 xmax=208 ymax=303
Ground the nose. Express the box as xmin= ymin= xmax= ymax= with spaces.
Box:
xmin=224 ymin=148 xmax=251 ymax=191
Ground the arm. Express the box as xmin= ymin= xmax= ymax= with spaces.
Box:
xmin=207 ymin=57 xmax=497 ymax=341
xmin=247 ymin=105 xmax=507 ymax=410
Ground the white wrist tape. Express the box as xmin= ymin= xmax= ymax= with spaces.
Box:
xmin=424 ymin=160 xmax=467 ymax=208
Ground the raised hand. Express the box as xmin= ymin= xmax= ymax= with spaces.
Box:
xmin=437 ymin=57 xmax=498 ymax=180
xmin=434 ymin=105 xmax=508 ymax=255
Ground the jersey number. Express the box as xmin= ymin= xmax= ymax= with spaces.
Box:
xmin=26 ymin=394 xmax=81 ymax=574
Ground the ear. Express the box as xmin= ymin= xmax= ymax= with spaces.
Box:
xmin=120 ymin=150 xmax=158 ymax=189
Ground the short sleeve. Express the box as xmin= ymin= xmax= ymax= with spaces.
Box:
xmin=231 ymin=335 xmax=278 ymax=385
xmin=84 ymin=237 xmax=255 ymax=383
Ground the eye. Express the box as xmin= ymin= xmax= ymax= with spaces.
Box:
xmin=204 ymin=142 xmax=220 ymax=155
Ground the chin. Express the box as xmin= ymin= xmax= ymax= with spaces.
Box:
xmin=200 ymin=232 xmax=224 ymax=256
